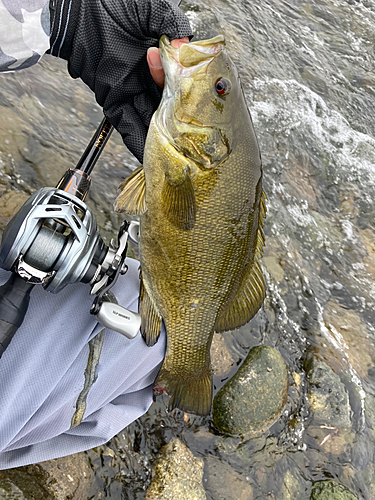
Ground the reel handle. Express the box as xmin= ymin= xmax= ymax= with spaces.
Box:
xmin=0 ymin=273 xmax=34 ymax=358
xmin=96 ymin=301 xmax=141 ymax=339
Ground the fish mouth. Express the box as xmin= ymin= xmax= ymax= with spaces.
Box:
xmin=156 ymin=35 xmax=225 ymax=151
xmin=159 ymin=34 xmax=225 ymax=93
xmin=159 ymin=34 xmax=225 ymax=68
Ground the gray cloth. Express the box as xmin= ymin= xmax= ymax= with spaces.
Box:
xmin=0 ymin=0 xmax=50 ymax=72
xmin=0 ymin=257 xmax=166 ymax=469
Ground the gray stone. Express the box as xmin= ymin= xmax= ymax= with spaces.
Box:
xmin=146 ymin=438 xmax=206 ymax=500
xmin=212 ymin=345 xmax=289 ymax=436
xmin=306 ymin=358 xmax=352 ymax=429
xmin=301 ymin=66 xmax=328 ymax=97
xmin=310 ymin=480 xmax=357 ymax=499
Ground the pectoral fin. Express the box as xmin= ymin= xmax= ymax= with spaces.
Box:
xmin=139 ymin=273 xmax=162 ymax=346
xmin=162 ymin=166 xmax=197 ymax=230
xmin=114 ymin=166 xmax=146 ymax=215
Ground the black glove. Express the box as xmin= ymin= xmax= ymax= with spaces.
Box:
xmin=49 ymin=0 xmax=192 ymax=162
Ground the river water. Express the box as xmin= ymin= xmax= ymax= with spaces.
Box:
xmin=1 ymin=0 xmax=375 ymax=498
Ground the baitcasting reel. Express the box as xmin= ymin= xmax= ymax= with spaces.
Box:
xmin=0 ymin=118 xmax=141 ymax=358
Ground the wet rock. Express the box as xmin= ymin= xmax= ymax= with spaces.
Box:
xmin=309 ymin=211 xmax=343 ymax=253
xmin=0 ymin=453 xmax=96 ymax=500
xmin=365 ymin=393 xmax=375 ymax=431
xmin=0 ymin=481 xmax=25 ymax=499
xmin=351 ymin=72 xmax=375 ymax=96
xmin=263 ymin=255 xmax=285 ymax=283
xmin=146 ymin=438 xmax=206 ymax=500
xmin=305 ymin=357 xmax=352 ymax=429
xmin=322 ymin=299 xmax=373 ymax=379
xmin=279 ymin=469 xmax=301 ymax=500
xmin=0 ymin=190 xmax=30 ymax=231
xmin=212 ymin=345 xmax=289 ymax=436
xmin=310 ymin=480 xmax=357 ymax=499
xmin=37 ymin=452 xmax=96 ymax=499
xmin=301 ymin=66 xmax=328 ymax=97
xmin=359 ymin=460 xmax=375 ymax=499
xmin=282 ymin=150 xmax=320 ymax=211
xmin=307 ymin=426 xmax=355 ymax=456
xmin=210 ymin=333 xmax=236 ymax=378
xmin=204 ymin=455 xmax=253 ymax=500
xmin=360 ymin=226 xmax=375 ymax=273
xmin=0 ymin=464 xmax=51 ymax=499
xmin=338 ymin=184 xmax=361 ymax=219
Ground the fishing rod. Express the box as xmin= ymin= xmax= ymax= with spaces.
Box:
xmin=0 ymin=117 xmax=140 ymax=359
xmin=0 ymin=0 xmax=184 ymax=359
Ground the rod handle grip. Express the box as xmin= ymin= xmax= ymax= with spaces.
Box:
xmin=0 ymin=272 xmax=34 ymax=359
xmin=0 ymin=320 xmax=18 ymax=358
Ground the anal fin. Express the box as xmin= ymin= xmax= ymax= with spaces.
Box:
xmin=114 ymin=166 xmax=146 ymax=215
xmin=139 ymin=274 xmax=162 ymax=347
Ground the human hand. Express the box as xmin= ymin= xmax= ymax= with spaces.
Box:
xmin=49 ymin=0 xmax=192 ymax=163
xmin=147 ymin=37 xmax=190 ymax=88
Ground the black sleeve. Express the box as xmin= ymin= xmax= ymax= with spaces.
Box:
xmin=49 ymin=0 xmax=192 ymax=162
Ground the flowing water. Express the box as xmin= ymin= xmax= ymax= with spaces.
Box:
xmin=1 ymin=0 xmax=375 ymax=498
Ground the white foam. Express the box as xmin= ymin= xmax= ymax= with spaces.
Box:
xmin=250 ymin=78 xmax=375 ymax=191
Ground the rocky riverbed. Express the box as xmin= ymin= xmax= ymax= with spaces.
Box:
xmin=1 ymin=0 xmax=375 ymax=498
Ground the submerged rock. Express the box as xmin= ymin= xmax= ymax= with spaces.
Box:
xmin=279 ymin=469 xmax=303 ymax=500
xmin=310 ymin=480 xmax=357 ymax=499
xmin=212 ymin=345 xmax=289 ymax=436
xmin=146 ymin=438 xmax=206 ymax=500
xmin=210 ymin=333 xmax=236 ymax=378
xmin=322 ymin=298 xmax=373 ymax=379
xmin=263 ymin=255 xmax=285 ymax=284
xmin=204 ymin=455 xmax=253 ymax=500
xmin=305 ymin=357 xmax=355 ymax=455
xmin=306 ymin=357 xmax=352 ymax=429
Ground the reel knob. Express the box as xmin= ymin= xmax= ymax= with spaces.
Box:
xmin=95 ymin=302 xmax=140 ymax=339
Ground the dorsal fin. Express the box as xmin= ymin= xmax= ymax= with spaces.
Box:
xmin=215 ymin=190 xmax=267 ymax=332
xmin=114 ymin=166 xmax=146 ymax=215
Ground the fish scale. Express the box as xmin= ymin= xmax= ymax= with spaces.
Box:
xmin=115 ymin=34 xmax=266 ymax=415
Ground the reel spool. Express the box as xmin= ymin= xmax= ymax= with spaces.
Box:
xmin=0 ymin=118 xmax=142 ymax=358
xmin=0 ymin=187 xmax=105 ymax=293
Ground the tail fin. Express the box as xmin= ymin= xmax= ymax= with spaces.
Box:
xmin=155 ymin=368 xmax=213 ymax=416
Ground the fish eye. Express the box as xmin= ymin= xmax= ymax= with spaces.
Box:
xmin=215 ymin=78 xmax=231 ymax=96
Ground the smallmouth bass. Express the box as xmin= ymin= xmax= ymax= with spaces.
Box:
xmin=115 ymin=35 xmax=266 ymax=416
